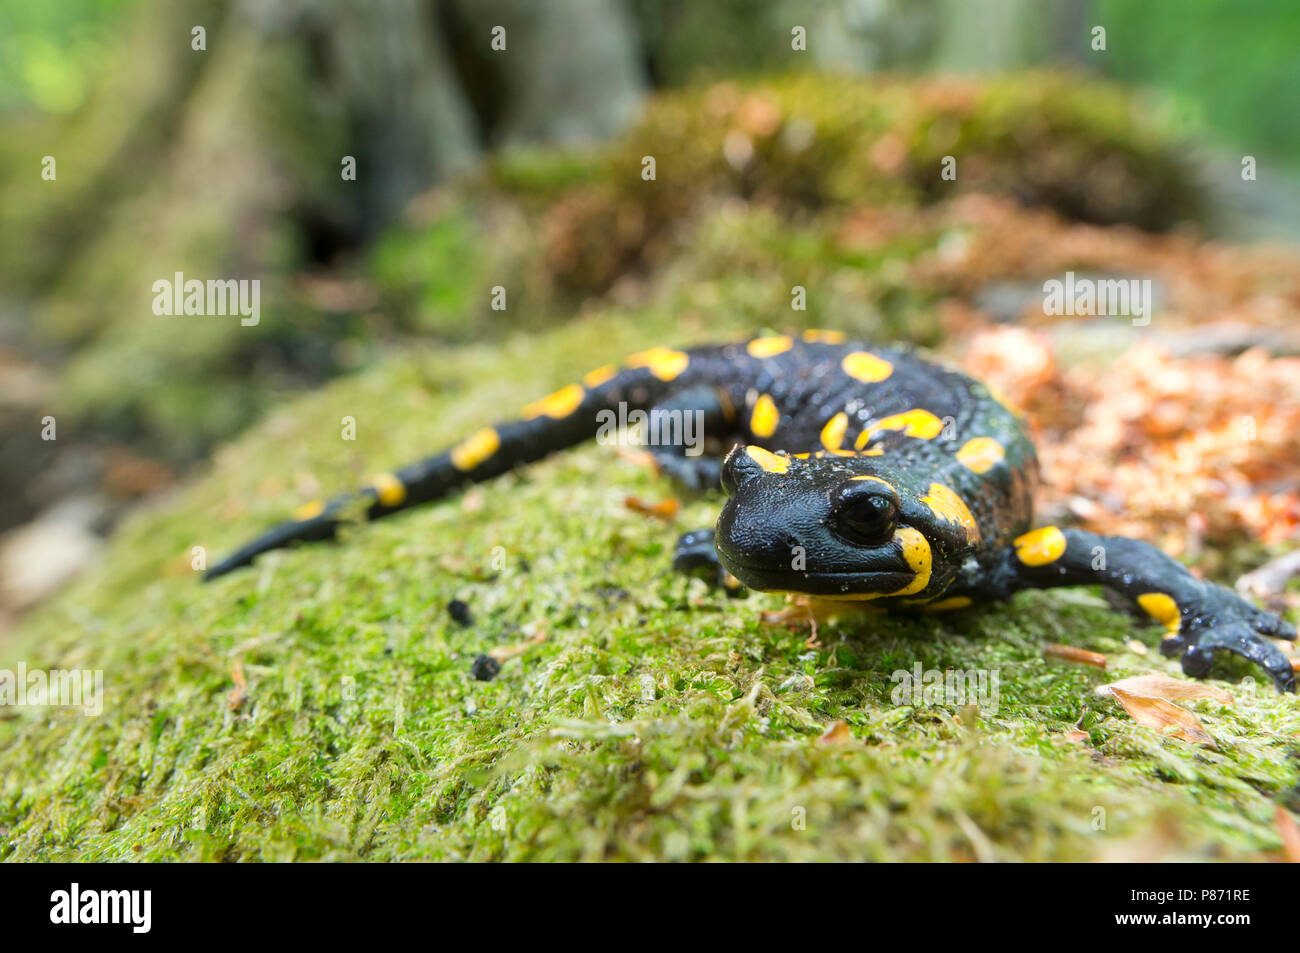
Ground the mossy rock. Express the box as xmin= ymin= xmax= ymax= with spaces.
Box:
xmin=386 ymin=72 xmax=1199 ymax=318
xmin=371 ymin=70 xmax=1198 ymax=352
xmin=2 ymin=310 xmax=1295 ymax=862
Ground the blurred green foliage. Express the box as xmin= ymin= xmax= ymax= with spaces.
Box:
xmin=2 ymin=0 xmax=1295 ymax=167
xmin=1098 ymin=0 xmax=1300 ymax=164
xmin=629 ymin=0 xmax=940 ymax=81
xmin=368 ymin=203 xmax=492 ymax=339
xmin=0 ymin=0 xmax=139 ymax=114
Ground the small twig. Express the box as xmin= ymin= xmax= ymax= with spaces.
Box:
xmin=1043 ymin=643 xmax=1107 ymax=669
xmin=227 ymin=659 xmax=248 ymax=711
xmin=1236 ymin=549 xmax=1300 ymax=601
xmin=489 ymin=627 xmax=548 ymax=663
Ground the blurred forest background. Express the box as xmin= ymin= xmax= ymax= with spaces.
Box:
xmin=2 ymin=0 xmax=1300 ymax=622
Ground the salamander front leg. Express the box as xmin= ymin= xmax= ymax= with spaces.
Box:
xmin=672 ymin=528 xmax=744 ymax=593
xmin=974 ymin=526 xmax=1297 ymax=691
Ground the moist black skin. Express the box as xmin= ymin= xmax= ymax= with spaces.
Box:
xmin=206 ymin=334 xmax=1298 ymax=691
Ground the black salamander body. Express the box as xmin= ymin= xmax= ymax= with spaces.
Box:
xmin=208 ymin=332 xmax=1297 ymax=690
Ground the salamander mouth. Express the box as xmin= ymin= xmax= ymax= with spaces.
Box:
xmin=718 ymin=557 xmax=915 ymax=597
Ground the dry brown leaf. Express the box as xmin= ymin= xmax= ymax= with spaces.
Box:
xmin=1095 ymin=673 xmax=1231 ymax=747
xmin=958 ymin=282 xmax=1300 ymax=553
xmin=817 ymin=720 xmax=853 ymax=745
xmin=1100 ymin=672 xmax=1233 ymax=705
xmin=759 ymin=604 xmax=812 ymax=628
xmin=615 ymin=447 xmax=656 ymax=469
xmin=1044 ymin=643 xmax=1108 ymax=668
xmin=102 ymin=447 xmax=176 ymax=497
xmin=623 ymin=495 xmax=680 ymax=521
xmin=1275 ymin=807 xmax=1300 ymax=863
xmin=759 ymin=601 xmax=820 ymax=647
xmin=1100 ymin=686 xmax=1216 ymax=747
xmin=956 ymin=703 xmax=981 ymax=732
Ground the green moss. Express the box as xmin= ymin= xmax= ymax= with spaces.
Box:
xmin=373 ymin=72 xmax=1198 ymax=320
xmin=586 ymin=70 xmax=1198 ymax=259
xmin=368 ymin=201 xmax=493 ymax=338
xmin=2 ymin=310 xmax=1296 ymax=862
xmin=487 ymin=145 xmax=607 ymax=200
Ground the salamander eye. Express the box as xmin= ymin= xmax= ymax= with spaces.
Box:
xmin=832 ymin=482 xmax=899 ymax=546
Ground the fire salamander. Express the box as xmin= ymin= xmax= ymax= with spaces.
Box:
xmin=207 ymin=332 xmax=1297 ymax=690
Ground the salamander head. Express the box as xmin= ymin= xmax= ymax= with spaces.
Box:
xmin=714 ymin=445 xmax=980 ymax=599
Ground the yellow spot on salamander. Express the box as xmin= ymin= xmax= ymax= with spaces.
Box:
xmin=920 ymin=483 xmax=980 ymax=544
xmin=293 ymin=499 xmax=325 ymax=521
xmin=582 ymin=364 xmax=617 ymax=388
xmin=850 ymin=475 xmax=896 ymax=490
xmin=812 ymin=449 xmax=855 ymax=458
xmin=845 ymin=529 xmax=934 ymax=601
xmin=369 ymin=472 xmax=406 ymax=508
xmin=802 ymin=329 xmax=846 ymax=344
xmin=1137 ymin=592 xmax=1181 ymax=636
xmin=820 ymin=412 xmax=848 ymax=451
xmin=747 ymin=335 xmax=793 ymax=358
xmin=889 ymin=527 xmax=932 ymax=597
xmin=926 ymin=596 xmax=972 ymax=611
xmin=1014 ymin=526 xmax=1067 ymax=566
xmin=744 ymin=445 xmax=789 ymax=474
xmin=522 ymin=383 xmax=585 ymax=420
xmin=451 ymin=427 xmax=501 ymax=472
xmin=627 ymin=346 xmax=689 ymax=381
xmin=853 ymin=409 xmax=944 ymax=448
xmin=750 ymin=394 xmax=780 ymax=438
xmin=956 ymin=436 xmax=1006 ymax=474
xmin=841 ymin=351 xmax=894 ymax=383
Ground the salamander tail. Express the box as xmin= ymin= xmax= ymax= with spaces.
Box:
xmin=204 ymin=353 xmax=692 ymax=580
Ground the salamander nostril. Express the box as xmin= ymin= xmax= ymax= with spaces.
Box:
xmin=720 ymin=445 xmax=760 ymax=496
